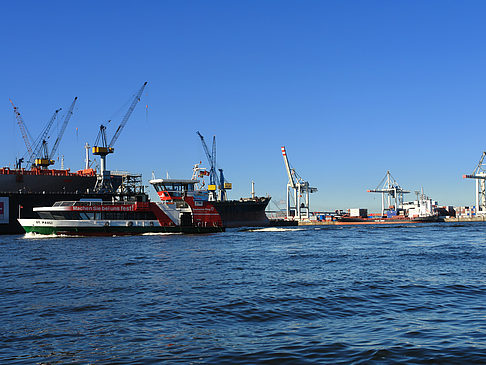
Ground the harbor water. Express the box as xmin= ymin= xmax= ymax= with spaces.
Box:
xmin=1 ymin=223 xmax=486 ymax=363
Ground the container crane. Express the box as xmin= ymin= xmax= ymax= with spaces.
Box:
xmin=196 ymin=131 xmax=231 ymax=201
xmin=463 ymin=151 xmax=486 ymax=215
xmin=281 ymin=146 xmax=317 ymax=220
xmin=367 ymin=171 xmax=410 ymax=216
xmin=92 ymin=82 xmax=147 ymax=192
xmin=9 ymin=99 xmax=34 ymax=164
xmin=34 ymin=97 xmax=78 ymax=168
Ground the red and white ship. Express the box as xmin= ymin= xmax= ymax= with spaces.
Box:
xmin=17 ymin=178 xmax=224 ymax=235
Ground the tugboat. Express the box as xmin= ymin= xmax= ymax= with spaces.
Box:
xmin=17 ymin=178 xmax=224 ymax=236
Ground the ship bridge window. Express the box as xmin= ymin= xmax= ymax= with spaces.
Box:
xmin=64 ymin=212 xmax=82 ymax=220
xmin=163 ymin=183 xmax=183 ymax=192
xmin=42 ymin=211 xmax=83 ymax=220
xmin=98 ymin=211 xmax=158 ymax=220
xmin=38 ymin=212 xmax=53 ymax=219
xmin=80 ymin=212 xmax=95 ymax=220
xmin=52 ymin=212 xmax=66 ymax=220
xmin=186 ymin=184 xmax=195 ymax=191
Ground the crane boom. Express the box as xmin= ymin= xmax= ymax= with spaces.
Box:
xmin=30 ymin=108 xmax=61 ymax=163
xmin=49 ymin=97 xmax=77 ymax=160
xmin=10 ymin=99 xmax=34 ymax=159
xmin=109 ymin=81 xmax=147 ymax=148
xmin=196 ymin=131 xmax=219 ymax=186
xmin=281 ymin=146 xmax=295 ymax=188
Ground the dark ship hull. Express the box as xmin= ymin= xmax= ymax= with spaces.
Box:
xmin=0 ymin=168 xmax=124 ymax=234
xmin=211 ymin=197 xmax=271 ymax=228
xmin=0 ymin=171 xmax=97 ymax=193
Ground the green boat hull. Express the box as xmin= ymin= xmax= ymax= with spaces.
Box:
xmin=21 ymin=225 xmax=224 ymax=236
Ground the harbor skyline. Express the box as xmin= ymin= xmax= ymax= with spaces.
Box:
xmin=2 ymin=1 xmax=486 ymax=212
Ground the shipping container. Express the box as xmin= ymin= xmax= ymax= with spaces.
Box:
xmin=350 ymin=208 xmax=368 ymax=217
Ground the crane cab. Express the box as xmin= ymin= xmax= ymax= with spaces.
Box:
xmin=92 ymin=146 xmax=114 ymax=156
xmin=34 ymin=158 xmax=55 ymax=168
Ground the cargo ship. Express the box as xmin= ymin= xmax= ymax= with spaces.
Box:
xmin=18 ymin=178 xmax=224 ymax=236
xmin=211 ymin=196 xmax=270 ymax=227
xmin=310 ymin=191 xmax=441 ymax=226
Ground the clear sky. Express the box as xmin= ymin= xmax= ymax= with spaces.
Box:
xmin=1 ymin=0 xmax=486 ymax=212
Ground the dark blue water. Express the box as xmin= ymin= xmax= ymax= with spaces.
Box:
xmin=1 ymin=223 xmax=486 ymax=364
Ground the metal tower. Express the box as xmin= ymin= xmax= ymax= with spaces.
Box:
xmin=368 ymin=171 xmax=410 ymax=215
xmin=281 ymin=146 xmax=317 ymax=220
xmin=463 ymin=152 xmax=486 ymax=214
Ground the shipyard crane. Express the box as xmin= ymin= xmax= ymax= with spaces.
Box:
xmin=368 ymin=171 xmax=410 ymax=216
xmin=281 ymin=146 xmax=317 ymax=220
xmin=92 ymin=82 xmax=147 ymax=192
xmin=29 ymin=108 xmax=61 ymax=167
xmin=196 ymin=131 xmax=231 ymax=201
xmin=33 ymin=97 xmax=78 ymax=168
xmin=9 ymin=99 xmax=34 ymax=163
xmin=463 ymin=151 xmax=486 ymax=214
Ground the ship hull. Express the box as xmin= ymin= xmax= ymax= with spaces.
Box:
xmin=0 ymin=173 xmax=97 ymax=193
xmin=0 ymin=192 xmax=118 ymax=234
xmin=211 ymin=197 xmax=271 ymax=227
xmin=19 ymin=220 xmax=224 ymax=236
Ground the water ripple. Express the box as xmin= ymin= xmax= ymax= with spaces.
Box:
xmin=2 ymin=224 xmax=486 ymax=363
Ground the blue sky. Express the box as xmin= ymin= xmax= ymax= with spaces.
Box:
xmin=1 ymin=1 xmax=486 ymax=212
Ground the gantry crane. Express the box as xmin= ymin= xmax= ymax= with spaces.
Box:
xmin=196 ymin=131 xmax=231 ymax=201
xmin=281 ymin=146 xmax=317 ymax=220
xmin=368 ymin=171 xmax=410 ymax=216
xmin=92 ymin=82 xmax=147 ymax=192
xmin=463 ymin=151 xmax=486 ymax=214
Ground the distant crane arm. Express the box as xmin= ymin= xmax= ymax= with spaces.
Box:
xmin=49 ymin=97 xmax=77 ymax=159
xmin=463 ymin=152 xmax=486 ymax=180
xmin=196 ymin=131 xmax=221 ymax=186
xmin=463 ymin=174 xmax=486 ymax=180
xmin=10 ymin=99 xmax=34 ymax=158
xmin=108 ymin=81 xmax=147 ymax=148
xmin=31 ymin=108 xmax=61 ymax=161
xmin=281 ymin=146 xmax=296 ymax=188
xmin=197 ymin=131 xmax=212 ymax=165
